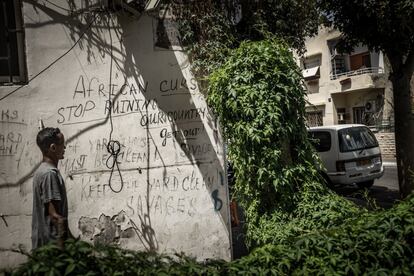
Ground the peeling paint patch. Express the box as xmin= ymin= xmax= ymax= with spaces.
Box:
xmin=78 ymin=211 xmax=135 ymax=246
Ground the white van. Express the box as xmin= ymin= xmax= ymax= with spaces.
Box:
xmin=308 ymin=124 xmax=384 ymax=188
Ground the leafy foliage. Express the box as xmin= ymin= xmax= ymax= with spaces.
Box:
xmin=318 ymin=0 xmax=414 ymax=58
xmin=10 ymin=194 xmax=414 ymax=275
xmin=11 ymin=239 xmax=225 ymax=276
xmin=208 ymin=39 xmax=361 ymax=246
xmin=169 ymin=0 xmax=320 ymax=79
xmin=232 ymin=194 xmax=414 ymax=274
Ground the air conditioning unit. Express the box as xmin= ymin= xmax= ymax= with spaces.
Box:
xmin=365 ymin=100 xmax=376 ymax=113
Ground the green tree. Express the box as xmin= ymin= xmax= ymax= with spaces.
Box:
xmin=318 ymin=0 xmax=414 ymax=197
xmin=171 ymin=0 xmax=320 ymax=77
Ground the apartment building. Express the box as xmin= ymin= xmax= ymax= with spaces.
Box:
xmin=300 ymin=27 xmax=395 ymax=158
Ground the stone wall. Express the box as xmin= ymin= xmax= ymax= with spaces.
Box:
xmin=375 ymin=132 xmax=396 ymax=160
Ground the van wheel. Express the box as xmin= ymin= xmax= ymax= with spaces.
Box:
xmin=357 ymin=180 xmax=374 ymax=189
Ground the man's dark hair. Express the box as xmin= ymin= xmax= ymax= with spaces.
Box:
xmin=36 ymin=127 xmax=61 ymax=153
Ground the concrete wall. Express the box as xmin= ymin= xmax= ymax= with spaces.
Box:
xmin=0 ymin=1 xmax=231 ymax=268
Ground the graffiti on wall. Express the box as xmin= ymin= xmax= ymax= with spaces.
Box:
xmin=0 ymin=67 xmax=228 ymax=258
xmin=0 ymin=110 xmax=25 ymax=157
xmin=0 ymin=3 xmax=231 ymax=262
xmin=52 ymin=72 xmax=228 ymax=250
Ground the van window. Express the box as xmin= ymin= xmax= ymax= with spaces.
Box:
xmin=338 ymin=127 xmax=378 ymax=152
xmin=308 ymin=131 xmax=331 ymax=152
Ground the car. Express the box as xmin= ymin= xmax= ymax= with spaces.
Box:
xmin=308 ymin=124 xmax=384 ymax=188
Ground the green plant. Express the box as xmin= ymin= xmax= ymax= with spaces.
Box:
xmin=207 ymin=39 xmax=361 ymax=247
xmin=12 ymin=195 xmax=414 ymax=275
xmin=169 ymin=0 xmax=320 ymax=83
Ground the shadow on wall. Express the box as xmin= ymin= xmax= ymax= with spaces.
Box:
xmin=0 ymin=1 xmax=228 ymax=254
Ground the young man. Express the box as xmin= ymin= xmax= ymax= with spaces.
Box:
xmin=32 ymin=127 xmax=68 ymax=249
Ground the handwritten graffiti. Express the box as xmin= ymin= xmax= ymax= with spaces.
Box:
xmin=60 ymin=154 xmax=87 ymax=174
xmin=80 ymin=175 xmax=132 ymax=201
xmin=147 ymin=170 xmax=205 ymax=193
xmin=159 ymin=77 xmax=197 ymax=93
xmin=0 ymin=131 xmax=23 ymax=156
xmin=140 ymin=108 xmax=206 ymax=127
xmin=89 ymin=138 xmax=110 ymax=152
xmin=81 ymin=183 xmax=112 ymax=201
xmin=160 ymin=126 xmax=202 ymax=146
xmin=88 ymin=136 xmax=147 ymax=152
xmin=66 ymin=140 xmax=80 ymax=154
xmin=73 ymin=75 xmax=148 ymax=99
xmin=179 ymin=143 xmax=213 ymax=157
xmin=93 ymin=146 xmax=161 ymax=168
xmin=211 ymin=189 xmax=223 ymax=211
xmin=15 ymin=141 xmax=38 ymax=170
xmin=126 ymin=195 xmax=197 ymax=217
xmin=1 ymin=109 xmax=18 ymax=121
xmin=57 ymin=75 xmax=153 ymax=124
xmin=104 ymin=98 xmax=158 ymax=115
xmin=57 ymin=100 xmax=96 ymax=123
xmin=78 ymin=169 xmax=222 ymax=201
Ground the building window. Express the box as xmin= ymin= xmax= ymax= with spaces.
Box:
xmin=0 ymin=0 xmax=26 ymax=84
xmin=308 ymin=131 xmax=331 ymax=152
xmin=353 ymin=106 xmax=375 ymax=126
xmin=337 ymin=107 xmax=349 ymax=124
xmin=328 ymin=39 xmax=350 ymax=79
xmin=302 ymin=54 xmax=321 ymax=94
xmin=350 ymin=52 xmax=371 ymax=71
xmin=306 ymin=111 xmax=323 ymax=127
xmin=302 ymin=55 xmax=321 ymax=79
xmin=302 ymin=55 xmax=321 ymax=70
xmin=305 ymin=79 xmax=319 ymax=94
xmin=353 ymin=107 xmax=365 ymax=124
xmin=329 ymin=39 xmax=346 ymax=75
xmin=332 ymin=55 xmax=347 ymax=75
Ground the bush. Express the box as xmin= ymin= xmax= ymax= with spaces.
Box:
xmin=11 ymin=239 xmax=226 ymax=275
xmin=208 ymin=39 xmax=363 ymax=247
xmin=10 ymin=196 xmax=414 ymax=275
xmin=233 ymin=194 xmax=414 ymax=275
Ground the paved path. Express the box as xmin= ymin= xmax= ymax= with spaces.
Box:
xmin=334 ymin=163 xmax=400 ymax=209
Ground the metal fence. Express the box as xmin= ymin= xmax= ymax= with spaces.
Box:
xmin=330 ymin=67 xmax=384 ymax=80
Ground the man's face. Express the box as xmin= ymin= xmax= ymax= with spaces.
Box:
xmin=53 ymin=133 xmax=66 ymax=160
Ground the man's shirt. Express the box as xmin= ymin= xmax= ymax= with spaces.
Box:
xmin=32 ymin=162 xmax=68 ymax=249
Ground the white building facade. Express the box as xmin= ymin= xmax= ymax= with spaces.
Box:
xmin=301 ymin=27 xmax=395 ymax=159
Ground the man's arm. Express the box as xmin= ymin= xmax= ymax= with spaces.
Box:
xmin=48 ymin=200 xmax=63 ymax=222
xmin=48 ymin=200 xmax=65 ymax=248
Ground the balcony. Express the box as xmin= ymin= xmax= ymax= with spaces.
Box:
xmin=330 ymin=67 xmax=384 ymax=80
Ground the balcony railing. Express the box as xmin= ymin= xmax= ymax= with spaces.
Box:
xmin=330 ymin=67 xmax=384 ymax=80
